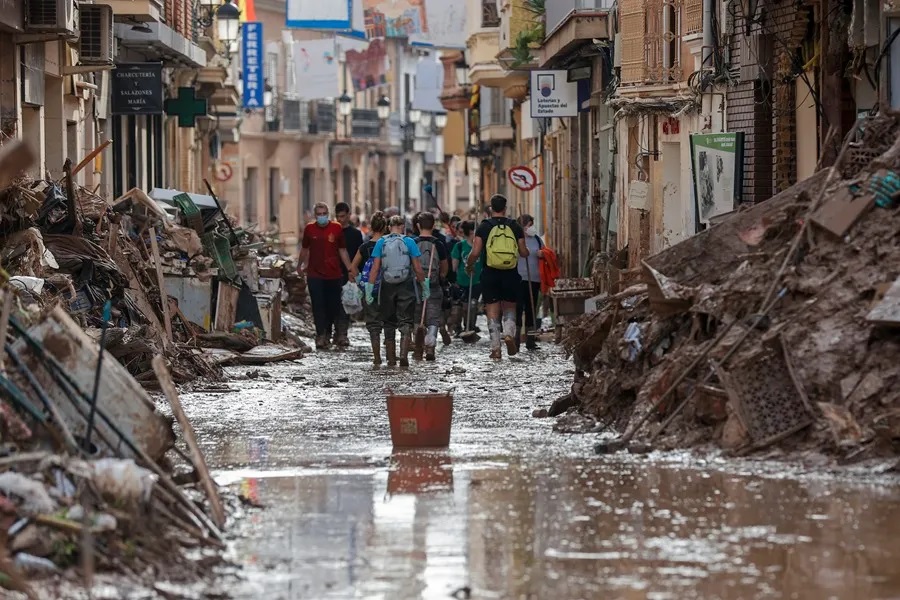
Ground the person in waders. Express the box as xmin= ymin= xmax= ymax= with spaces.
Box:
xmin=413 ymin=212 xmax=449 ymax=361
xmin=450 ymin=220 xmax=482 ymax=336
xmin=299 ymin=202 xmax=354 ymax=350
xmin=349 ymin=211 xmax=387 ymax=365
xmin=516 ymin=214 xmax=544 ymax=351
xmin=366 ymin=216 xmax=426 ymax=367
xmin=465 ymin=195 xmax=528 ymax=359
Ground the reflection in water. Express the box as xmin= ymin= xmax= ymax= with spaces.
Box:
xmin=224 ymin=456 xmax=900 ymax=600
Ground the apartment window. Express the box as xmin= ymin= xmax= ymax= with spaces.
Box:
xmin=268 ymin=168 xmax=280 ymax=223
xmin=482 ymin=0 xmax=500 ymax=27
xmin=302 ymin=168 xmax=315 ymax=217
xmin=245 ymin=167 xmax=258 ymax=224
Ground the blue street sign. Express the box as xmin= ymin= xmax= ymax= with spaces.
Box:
xmin=242 ymin=22 xmax=264 ymax=109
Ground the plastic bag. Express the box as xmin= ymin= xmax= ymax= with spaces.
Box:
xmin=342 ymin=281 xmax=363 ymax=315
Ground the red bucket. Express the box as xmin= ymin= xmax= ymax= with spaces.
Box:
xmin=386 ymin=392 xmax=453 ymax=447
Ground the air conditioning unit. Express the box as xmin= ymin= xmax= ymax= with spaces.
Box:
xmin=79 ymin=4 xmax=115 ymax=65
xmin=25 ymin=0 xmax=77 ymax=35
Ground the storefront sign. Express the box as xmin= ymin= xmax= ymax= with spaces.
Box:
xmin=690 ymin=133 xmax=746 ymax=228
xmin=241 ymin=22 xmax=264 ymax=109
xmin=530 ymin=70 xmax=578 ymax=118
xmin=111 ymin=63 xmax=164 ymax=115
xmin=286 ymin=0 xmax=351 ymax=29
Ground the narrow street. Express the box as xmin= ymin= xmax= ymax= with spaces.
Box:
xmin=173 ymin=327 xmax=900 ymax=600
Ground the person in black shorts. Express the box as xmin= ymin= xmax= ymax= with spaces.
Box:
xmin=465 ymin=194 xmax=529 ymax=359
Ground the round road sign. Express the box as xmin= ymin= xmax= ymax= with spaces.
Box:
xmin=214 ymin=162 xmax=233 ymax=182
xmin=508 ymin=166 xmax=538 ymax=191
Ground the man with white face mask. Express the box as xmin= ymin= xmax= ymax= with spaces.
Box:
xmin=516 ymin=214 xmax=544 ymax=351
xmin=298 ymin=202 xmax=354 ymax=350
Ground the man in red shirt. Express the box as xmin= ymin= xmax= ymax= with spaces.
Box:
xmin=299 ymin=202 xmax=353 ymax=349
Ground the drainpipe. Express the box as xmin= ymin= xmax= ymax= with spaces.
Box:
xmin=702 ymin=0 xmax=714 ymax=72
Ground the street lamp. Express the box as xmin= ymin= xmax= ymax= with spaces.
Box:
xmin=338 ymin=91 xmax=353 ymax=117
xmin=216 ymin=0 xmax=240 ymax=53
xmin=455 ymin=57 xmax=469 ymax=85
xmin=377 ymin=95 xmax=391 ymax=121
xmin=264 ymin=82 xmax=274 ymax=108
xmin=408 ymin=108 xmax=422 ymax=124
xmin=195 ymin=0 xmax=220 ymax=28
xmin=420 ymin=112 xmax=433 ymax=129
xmin=434 ymin=112 xmax=448 ymax=129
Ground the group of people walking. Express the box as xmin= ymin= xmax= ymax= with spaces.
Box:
xmin=298 ymin=194 xmax=550 ymax=366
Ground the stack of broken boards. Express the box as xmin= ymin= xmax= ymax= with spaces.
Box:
xmin=563 ymin=110 xmax=900 ymax=462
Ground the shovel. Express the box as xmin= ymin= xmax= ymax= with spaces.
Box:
xmin=460 ymin=275 xmax=479 ymax=343
xmin=414 ymin=245 xmax=437 ymax=358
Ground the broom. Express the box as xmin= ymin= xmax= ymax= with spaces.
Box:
xmin=460 ymin=271 xmax=479 ymax=343
xmin=414 ymin=244 xmax=437 ymax=358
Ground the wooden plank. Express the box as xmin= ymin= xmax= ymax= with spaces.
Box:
xmin=149 ymin=226 xmax=173 ymax=345
xmin=152 ymin=356 xmax=226 ymax=529
xmin=214 ymin=283 xmax=240 ymax=332
xmin=810 ymin=186 xmax=875 ymax=238
xmin=867 ymin=276 xmax=900 ymax=327
xmin=71 ymin=139 xmax=112 ymax=177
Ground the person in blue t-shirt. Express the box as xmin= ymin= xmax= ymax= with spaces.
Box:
xmin=367 ymin=215 xmax=426 ymax=367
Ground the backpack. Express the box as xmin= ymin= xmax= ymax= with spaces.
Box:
xmin=486 ymin=219 xmax=519 ymax=270
xmin=381 ymin=234 xmax=412 ymax=284
xmin=358 ymin=242 xmax=381 ymax=295
xmin=416 ymin=237 xmax=442 ymax=285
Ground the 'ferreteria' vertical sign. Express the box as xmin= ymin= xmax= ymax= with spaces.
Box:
xmin=111 ymin=63 xmax=164 ymax=115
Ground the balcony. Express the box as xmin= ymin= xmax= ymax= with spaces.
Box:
xmin=105 ymin=0 xmax=164 ymax=22
xmin=467 ymin=30 xmax=507 ymax=88
xmin=114 ymin=21 xmax=205 ymax=67
xmin=537 ymin=0 xmax=612 ymax=67
xmin=619 ymin=0 xmax=685 ymax=85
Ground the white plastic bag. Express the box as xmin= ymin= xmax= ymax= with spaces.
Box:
xmin=342 ymin=281 xmax=363 ymax=315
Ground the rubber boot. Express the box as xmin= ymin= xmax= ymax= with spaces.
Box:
xmin=449 ymin=305 xmax=463 ymax=336
xmin=385 ymin=340 xmax=397 ymax=367
xmin=399 ymin=332 xmax=412 ymax=367
xmin=315 ymin=335 xmax=330 ymax=350
xmin=413 ymin=328 xmax=425 ymax=361
xmin=334 ymin=321 xmax=351 ymax=348
xmin=440 ymin=325 xmax=452 ymax=345
xmin=526 ymin=335 xmax=539 ymax=351
xmin=489 ymin=319 xmax=502 ymax=360
xmin=503 ymin=315 xmax=518 ymax=357
xmin=370 ymin=332 xmax=382 ymax=365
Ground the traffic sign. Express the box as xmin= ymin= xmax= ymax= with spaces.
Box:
xmin=508 ymin=166 xmax=538 ymax=191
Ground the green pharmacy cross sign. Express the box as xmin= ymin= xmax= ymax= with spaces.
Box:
xmin=165 ymin=87 xmax=208 ymax=128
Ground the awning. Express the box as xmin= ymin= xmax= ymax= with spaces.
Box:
xmin=114 ymin=23 xmax=206 ymax=68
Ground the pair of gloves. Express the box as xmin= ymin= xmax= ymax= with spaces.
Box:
xmin=364 ymin=280 xmax=432 ymax=305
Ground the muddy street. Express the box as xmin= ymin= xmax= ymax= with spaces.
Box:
xmin=174 ymin=327 xmax=900 ymax=600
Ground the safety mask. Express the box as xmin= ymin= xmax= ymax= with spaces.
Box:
xmin=316 ymin=216 xmax=329 ymax=227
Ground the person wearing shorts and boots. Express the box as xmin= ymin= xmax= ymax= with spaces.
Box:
xmin=413 ymin=212 xmax=449 ymax=361
xmin=465 ymin=195 xmax=529 ymax=359
xmin=366 ymin=216 xmax=426 ymax=367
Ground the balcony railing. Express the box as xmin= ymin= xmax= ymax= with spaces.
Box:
xmin=279 ymin=99 xmax=337 ymax=134
xmin=351 ymin=109 xmax=382 ymax=139
xmin=620 ymin=0 xmax=684 ymax=85
xmin=684 ymin=0 xmax=702 ymax=35
xmin=483 ymin=0 xmax=500 ymax=28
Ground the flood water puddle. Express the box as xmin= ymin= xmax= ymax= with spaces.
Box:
xmin=177 ymin=328 xmax=900 ymax=600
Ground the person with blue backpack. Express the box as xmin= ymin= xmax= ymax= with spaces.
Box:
xmin=366 ymin=215 xmax=426 ymax=367
xmin=349 ymin=211 xmax=387 ymax=365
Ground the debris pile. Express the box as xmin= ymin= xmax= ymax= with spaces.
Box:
xmin=0 ymin=304 xmax=228 ymax=597
xmin=0 ymin=142 xmax=313 ymax=387
xmin=561 ymin=111 xmax=900 ymax=463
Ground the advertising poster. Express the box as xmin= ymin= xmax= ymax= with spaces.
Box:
xmin=292 ymin=39 xmax=340 ymax=100
xmin=411 ymin=0 xmax=466 ymax=48
xmin=363 ymin=0 xmax=427 ymax=39
xmin=689 ymin=132 xmax=745 ymax=227
xmin=345 ymin=38 xmax=388 ymax=91
xmin=286 ymin=0 xmax=351 ymax=29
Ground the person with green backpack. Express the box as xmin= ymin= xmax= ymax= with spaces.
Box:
xmin=465 ymin=194 xmax=529 ymax=360
xmin=366 ymin=215 xmax=426 ymax=367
